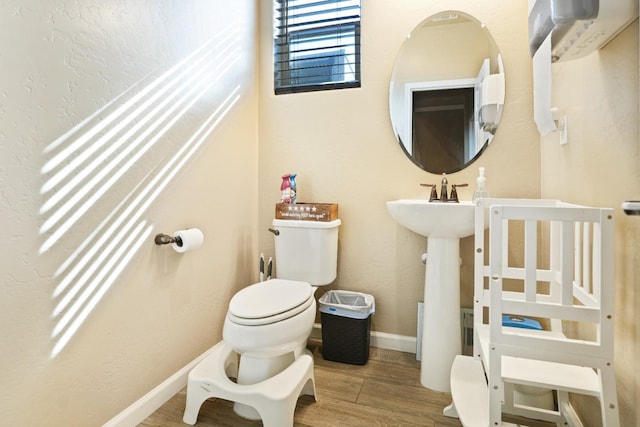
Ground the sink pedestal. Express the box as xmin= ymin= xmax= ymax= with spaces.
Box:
xmin=386 ymin=200 xmax=481 ymax=393
xmin=421 ymin=237 xmax=461 ymax=392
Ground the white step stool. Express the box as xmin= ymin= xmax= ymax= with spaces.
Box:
xmin=183 ymin=341 xmax=316 ymax=426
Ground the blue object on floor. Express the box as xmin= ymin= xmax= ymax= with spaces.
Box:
xmin=502 ymin=315 xmax=542 ymax=330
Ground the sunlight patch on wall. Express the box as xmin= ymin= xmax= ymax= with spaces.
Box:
xmin=50 ymin=222 xmax=153 ymax=358
xmin=42 ymin=23 xmax=245 ymax=358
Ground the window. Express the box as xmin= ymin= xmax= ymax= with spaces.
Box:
xmin=274 ymin=0 xmax=361 ymax=95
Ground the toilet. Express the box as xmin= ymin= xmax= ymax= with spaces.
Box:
xmin=183 ymin=218 xmax=340 ymax=426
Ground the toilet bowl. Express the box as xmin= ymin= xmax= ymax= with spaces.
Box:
xmin=223 ymin=279 xmax=316 ymax=357
xmin=184 ymin=218 xmax=341 ymax=424
xmin=222 ymin=278 xmax=318 ymax=419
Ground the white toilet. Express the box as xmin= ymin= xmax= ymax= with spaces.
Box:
xmin=183 ymin=218 xmax=340 ymax=425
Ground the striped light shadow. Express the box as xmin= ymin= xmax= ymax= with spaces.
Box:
xmin=51 ymin=78 xmax=239 ymax=307
xmin=40 ymin=49 xmax=215 ymax=209
xmin=45 ymin=20 xmax=246 ymax=358
xmin=39 ymin=52 xmax=224 ymax=251
xmin=41 ymin=40 xmax=215 ymax=164
xmin=40 ymin=63 xmax=214 ymax=252
xmin=50 ymin=221 xmax=153 ymax=358
xmin=50 ymin=87 xmax=240 ymax=358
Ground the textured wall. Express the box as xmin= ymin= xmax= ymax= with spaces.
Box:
xmin=2 ymin=1 xmax=636 ymax=425
xmin=540 ymin=22 xmax=639 ymax=427
xmin=0 ymin=1 xmax=258 ymax=425
xmin=258 ymin=0 xmax=539 ymax=337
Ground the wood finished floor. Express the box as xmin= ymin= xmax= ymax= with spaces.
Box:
xmin=140 ymin=339 xmax=553 ymax=427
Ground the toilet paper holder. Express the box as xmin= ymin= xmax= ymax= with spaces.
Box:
xmin=154 ymin=228 xmax=204 ymax=253
xmin=154 ymin=233 xmax=183 ymax=247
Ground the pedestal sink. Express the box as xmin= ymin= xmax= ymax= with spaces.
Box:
xmin=386 ymin=199 xmax=481 ymax=392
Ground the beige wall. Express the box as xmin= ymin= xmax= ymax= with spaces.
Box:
xmin=2 ymin=0 xmax=637 ymax=425
xmin=540 ymin=22 xmax=639 ymax=427
xmin=258 ymin=0 xmax=539 ymax=336
xmin=259 ymin=1 xmax=638 ymax=424
xmin=0 ymin=1 xmax=259 ymax=425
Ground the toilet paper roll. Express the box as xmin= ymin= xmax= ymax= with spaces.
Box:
xmin=172 ymin=228 xmax=204 ymax=253
xmin=533 ymin=32 xmax=557 ymax=135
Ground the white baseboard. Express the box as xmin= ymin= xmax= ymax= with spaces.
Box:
xmin=311 ymin=323 xmax=417 ymax=354
xmin=105 ymin=328 xmax=416 ymax=426
xmin=102 ymin=346 xmax=215 ymax=427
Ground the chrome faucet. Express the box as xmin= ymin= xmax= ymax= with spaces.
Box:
xmin=420 ymin=173 xmax=468 ymax=202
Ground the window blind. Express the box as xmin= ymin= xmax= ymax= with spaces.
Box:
xmin=274 ymin=0 xmax=361 ymax=94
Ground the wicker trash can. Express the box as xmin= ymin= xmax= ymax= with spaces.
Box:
xmin=319 ymin=290 xmax=375 ymax=365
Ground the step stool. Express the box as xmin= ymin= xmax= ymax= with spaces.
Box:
xmin=183 ymin=341 xmax=316 ymax=427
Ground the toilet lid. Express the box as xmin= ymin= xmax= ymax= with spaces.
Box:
xmin=228 ymin=279 xmax=314 ymax=325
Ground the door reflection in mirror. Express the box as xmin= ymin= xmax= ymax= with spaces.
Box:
xmin=408 ymin=86 xmax=474 ymax=172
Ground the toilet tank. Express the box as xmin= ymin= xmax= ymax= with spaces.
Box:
xmin=272 ymin=219 xmax=341 ymax=286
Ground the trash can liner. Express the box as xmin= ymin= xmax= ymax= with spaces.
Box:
xmin=319 ymin=290 xmax=375 ymax=320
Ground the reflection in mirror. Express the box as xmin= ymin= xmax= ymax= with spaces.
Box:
xmin=389 ymin=11 xmax=504 ymax=174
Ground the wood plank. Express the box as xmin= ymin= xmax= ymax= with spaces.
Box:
xmin=313 ymin=368 xmax=364 ymax=403
xmin=357 ymin=377 xmax=458 ymax=424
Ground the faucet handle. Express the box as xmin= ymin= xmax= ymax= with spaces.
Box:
xmin=420 ymin=183 xmax=439 ymax=202
xmin=449 ymin=183 xmax=469 ymax=203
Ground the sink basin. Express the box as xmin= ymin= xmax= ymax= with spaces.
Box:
xmin=386 ymin=199 xmax=476 ymax=238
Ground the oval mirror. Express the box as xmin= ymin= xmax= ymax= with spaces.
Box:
xmin=389 ymin=11 xmax=505 ymax=174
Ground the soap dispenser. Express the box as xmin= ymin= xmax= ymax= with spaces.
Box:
xmin=472 ymin=167 xmax=489 ymax=202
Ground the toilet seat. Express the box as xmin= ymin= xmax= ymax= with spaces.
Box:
xmin=228 ymin=279 xmax=314 ymax=326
